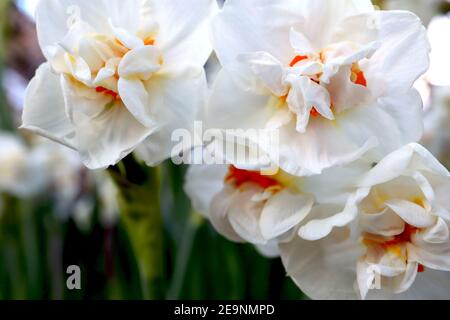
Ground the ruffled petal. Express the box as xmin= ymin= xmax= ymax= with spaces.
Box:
xmin=260 ymin=190 xmax=314 ymax=240
xmin=21 ymin=63 xmax=77 ymax=149
xmin=151 ymin=0 xmax=217 ymax=71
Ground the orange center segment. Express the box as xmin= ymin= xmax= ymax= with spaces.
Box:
xmin=351 ymin=64 xmax=367 ymax=87
xmin=366 ymin=224 xmax=425 ymax=273
xmin=144 ymin=38 xmax=155 ymax=46
xmin=225 ymin=166 xmax=281 ymax=189
xmin=289 ymin=55 xmax=308 ymax=67
xmin=96 ymin=86 xmax=120 ymax=100
xmin=384 ymin=224 xmax=419 ymax=247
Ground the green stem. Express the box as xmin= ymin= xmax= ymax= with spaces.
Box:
xmin=108 ymin=155 xmax=164 ymax=299
xmin=167 ymin=213 xmax=203 ymax=300
xmin=0 ymin=194 xmax=27 ymax=299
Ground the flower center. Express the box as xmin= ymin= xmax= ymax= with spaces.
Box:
xmin=94 ymin=37 xmax=157 ymax=101
xmin=288 ymin=54 xmax=367 ymax=118
xmin=384 ymin=224 xmax=419 ymax=246
xmin=363 ymin=224 xmax=425 ymax=273
xmin=225 ymin=166 xmax=281 ymax=190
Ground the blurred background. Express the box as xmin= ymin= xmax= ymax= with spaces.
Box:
xmin=0 ymin=0 xmax=449 ymax=300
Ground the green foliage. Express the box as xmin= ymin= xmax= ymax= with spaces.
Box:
xmin=0 ymin=156 xmax=307 ymax=300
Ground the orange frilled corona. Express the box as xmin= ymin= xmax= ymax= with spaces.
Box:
xmin=287 ymin=55 xmax=367 ymax=118
xmin=225 ymin=166 xmax=281 ymax=189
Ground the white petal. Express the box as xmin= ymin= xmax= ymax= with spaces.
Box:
xmin=227 ymin=186 xmax=267 ymax=245
xmin=60 ymin=76 xmax=152 ymax=169
xmin=421 ymin=218 xmax=450 ymax=244
xmin=341 ymin=90 xmax=424 ymax=164
xmin=299 ymin=187 xmax=370 ymax=241
xmin=118 ymin=46 xmax=161 ymax=80
xmin=237 ymin=52 xmax=287 ymax=97
xmin=64 ymin=54 xmax=92 ymax=85
xmin=265 ymin=108 xmax=293 ymax=130
xmin=289 ymin=28 xmax=316 ymax=55
xmin=136 ymin=68 xmax=207 ymax=166
xmin=385 ymin=199 xmax=436 ymax=229
xmin=356 ymin=258 xmax=375 ymax=300
xmin=109 ymin=23 xmax=143 ymax=50
xmin=212 ymin=0 xmax=302 ymax=78
xmin=382 ymin=261 xmax=418 ymax=294
xmin=296 ymin=0 xmax=375 ymax=49
xmin=118 ymin=78 xmax=157 ymax=128
xmin=78 ymin=37 xmax=107 ymax=72
xmin=287 ymin=76 xmax=333 ymax=133
xmin=260 ymin=190 xmax=314 ymax=240
xmin=366 ymin=11 xmax=430 ymax=95
xmin=21 ymin=63 xmax=77 ymax=149
xmin=275 ymin=119 xmax=378 ymax=176
xmin=255 ymin=241 xmax=280 ymax=258
xmin=204 ymin=70 xmax=276 ymax=131
xmin=325 ymin=66 xmax=372 ymax=113
xmin=359 ymin=143 xmax=449 ymax=188
xmin=331 ymin=12 xmax=379 ymax=46
xmin=360 ymin=207 xmax=405 ymax=237
xmin=408 ymin=242 xmax=450 ymax=272
xmin=321 ymin=41 xmax=379 ymax=84
xmin=280 ymin=225 xmax=364 ymax=300
xmin=94 ymin=58 xmax=120 ymax=85
xmin=184 ymin=165 xmax=229 ymax=216
xmin=303 ymin=159 xmax=371 ymax=204
xmin=152 ymin=0 xmax=217 ymax=71
xmin=35 ymin=0 xmax=143 ymax=55
xmin=209 ymin=187 xmax=246 ymax=243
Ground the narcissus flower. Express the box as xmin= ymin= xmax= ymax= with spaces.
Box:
xmin=208 ymin=0 xmax=430 ymax=176
xmin=22 ymin=0 xmax=217 ymax=169
xmin=185 ymin=165 xmax=314 ymax=246
xmin=280 ymin=144 xmax=450 ymax=299
xmin=0 ymin=133 xmax=47 ymax=197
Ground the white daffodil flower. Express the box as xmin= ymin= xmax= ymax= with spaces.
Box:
xmin=280 ymin=143 xmax=450 ymax=299
xmin=0 ymin=132 xmax=49 ymax=198
xmin=22 ymin=0 xmax=217 ymax=169
xmin=31 ymin=138 xmax=89 ymax=218
xmin=422 ymin=85 xmax=450 ymax=163
xmin=185 ymin=164 xmax=315 ymax=246
xmin=208 ymin=0 xmax=430 ymax=176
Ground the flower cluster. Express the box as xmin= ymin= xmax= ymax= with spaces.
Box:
xmin=22 ymin=0 xmax=450 ymax=299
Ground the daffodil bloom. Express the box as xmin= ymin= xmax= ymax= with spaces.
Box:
xmin=185 ymin=164 xmax=314 ymax=246
xmin=280 ymin=144 xmax=450 ymax=299
xmin=22 ymin=0 xmax=217 ymax=169
xmin=423 ymin=85 xmax=450 ymax=164
xmin=208 ymin=0 xmax=430 ymax=176
xmin=0 ymin=133 xmax=48 ymax=197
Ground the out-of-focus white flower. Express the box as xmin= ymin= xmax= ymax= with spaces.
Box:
xmin=31 ymin=138 xmax=88 ymax=218
xmin=280 ymin=144 xmax=450 ymax=299
xmin=426 ymin=15 xmax=450 ymax=86
xmin=2 ymin=68 xmax=28 ymax=113
xmin=94 ymin=171 xmax=119 ymax=227
xmin=422 ymin=85 xmax=450 ymax=163
xmin=0 ymin=132 xmax=97 ymax=220
xmin=208 ymin=0 xmax=429 ymax=176
xmin=22 ymin=0 xmax=217 ymax=169
xmin=185 ymin=164 xmax=315 ymax=246
xmin=0 ymin=132 xmax=48 ymax=197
